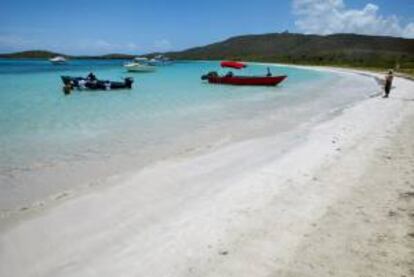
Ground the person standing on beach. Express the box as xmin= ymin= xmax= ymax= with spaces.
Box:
xmin=383 ymin=70 xmax=394 ymax=98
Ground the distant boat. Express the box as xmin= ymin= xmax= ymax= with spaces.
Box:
xmin=148 ymin=55 xmax=173 ymax=66
xmin=134 ymin=57 xmax=150 ymax=63
xmin=124 ymin=57 xmax=156 ymax=72
xmin=201 ymin=61 xmax=287 ymax=86
xmin=49 ymin=56 xmax=67 ymax=64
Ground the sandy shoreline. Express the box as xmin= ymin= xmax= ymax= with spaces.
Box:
xmin=1 ymin=66 xmax=413 ymax=276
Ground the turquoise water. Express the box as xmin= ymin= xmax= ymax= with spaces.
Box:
xmin=0 ymin=59 xmax=378 ymax=210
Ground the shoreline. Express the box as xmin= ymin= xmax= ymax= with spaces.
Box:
xmin=1 ymin=65 xmax=413 ymax=276
xmin=0 ymin=63 xmax=376 ymax=216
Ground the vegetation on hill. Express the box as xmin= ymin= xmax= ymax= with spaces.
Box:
xmin=166 ymin=33 xmax=414 ymax=70
xmin=84 ymin=53 xmax=135 ymax=60
xmin=0 ymin=50 xmax=67 ymax=59
xmin=0 ymin=51 xmax=134 ymax=60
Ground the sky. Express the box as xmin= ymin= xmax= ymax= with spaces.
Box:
xmin=0 ymin=0 xmax=413 ymax=55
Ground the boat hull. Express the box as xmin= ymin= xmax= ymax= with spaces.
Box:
xmin=124 ymin=63 xmax=156 ymax=72
xmin=148 ymin=60 xmax=173 ymax=66
xmin=61 ymin=76 xmax=133 ymax=91
xmin=206 ymin=75 xmax=287 ymax=86
xmin=49 ymin=56 xmax=67 ymax=64
xmin=50 ymin=61 xmax=66 ymax=65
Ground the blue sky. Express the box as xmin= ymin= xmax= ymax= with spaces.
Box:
xmin=0 ymin=0 xmax=413 ymax=55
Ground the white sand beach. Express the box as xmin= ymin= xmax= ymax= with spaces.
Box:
xmin=1 ymin=67 xmax=413 ymax=277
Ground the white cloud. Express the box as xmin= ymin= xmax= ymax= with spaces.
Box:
xmin=77 ymin=39 xmax=140 ymax=53
xmin=153 ymin=39 xmax=172 ymax=51
xmin=403 ymin=23 xmax=414 ymax=38
xmin=126 ymin=42 xmax=140 ymax=51
xmin=292 ymin=0 xmax=414 ymax=38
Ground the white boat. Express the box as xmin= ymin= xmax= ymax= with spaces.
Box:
xmin=49 ymin=56 xmax=67 ymax=64
xmin=148 ymin=55 xmax=173 ymax=66
xmin=124 ymin=62 xmax=156 ymax=72
xmin=134 ymin=57 xmax=149 ymax=62
xmin=124 ymin=57 xmax=156 ymax=72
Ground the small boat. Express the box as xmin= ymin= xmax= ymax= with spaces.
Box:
xmin=148 ymin=55 xmax=173 ymax=66
xmin=61 ymin=74 xmax=133 ymax=94
xmin=220 ymin=61 xmax=246 ymax=69
xmin=202 ymin=73 xmax=287 ymax=86
xmin=201 ymin=61 xmax=287 ymax=86
xmin=124 ymin=62 xmax=156 ymax=72
xmin=49 ymin=56 xmax=67 ymax=64
xmin=124 ymin=57 xmax=156 ymax=72
xmin=134 ymin=57 xmax=150 ymax=63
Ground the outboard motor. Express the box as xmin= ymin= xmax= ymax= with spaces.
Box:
xmin=124 ymin=77 xmax=134 ymax=89
xmin=63 ymin=82 xmax=73 ymax=95
xmin=201 ymin=71 xmax=218 ymax=80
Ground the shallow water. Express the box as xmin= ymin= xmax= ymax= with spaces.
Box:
xmin=0 ymin=59 xmax=378 ymax=211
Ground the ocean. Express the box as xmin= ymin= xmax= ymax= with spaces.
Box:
xmin=0 ymin=59 xmax=378 ymax=213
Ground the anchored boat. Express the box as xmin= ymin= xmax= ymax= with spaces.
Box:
xmin=61 ymin=74 xmax=133 ymax=94
xmin=49 ymin=56 xmax=67 ymax=64
xmin=148 ymin=55 xmax=173 ymax=66
xmin=201 ymin=61 xmax=287 ymax=86
xmin=124 ymin=57 xmax=156 ymax=72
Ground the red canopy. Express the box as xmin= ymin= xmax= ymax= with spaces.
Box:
xmin=220 ymin=61 xmax=247 ymax=69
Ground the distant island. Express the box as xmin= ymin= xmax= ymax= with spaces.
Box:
xmin=0 ymin=50 xmax=135 ymax=60
xmin=1 ymin=33 xmax=413 ymax=72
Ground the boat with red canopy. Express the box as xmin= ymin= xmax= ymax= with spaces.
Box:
xmin=201 ymin=61 xmax=287 ymax=86
xmin=220 ymin=61 xmax=247 ymax=69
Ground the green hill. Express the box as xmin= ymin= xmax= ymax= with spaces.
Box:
xmin=167 ymin=33 xmax=414 ymax=69
xmin=0 ymin=50 xmax=68 ymax=59
xmin=0 ymin=51 xmax=134 ymax=60
xmin=98 ymin=53 xmax=135 ymax=59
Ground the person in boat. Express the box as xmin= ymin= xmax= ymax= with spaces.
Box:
xmin=225 ymin=71 xmax=234 ymax=77
xmin=266 ymin=67 xmax=272 ymax=77
xmin=78 ymin=79 xmax=87 ymax=90
xmin=87 ymin=72 xmax=97 ymax=81
xmin=383 ymin=70 xmax=394 ymax=98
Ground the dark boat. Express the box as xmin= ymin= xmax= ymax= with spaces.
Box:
xmin=61 ymin=75 xmax=134 ymax=94
xmin=201 ymin=61 xmax=287 ymax=86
